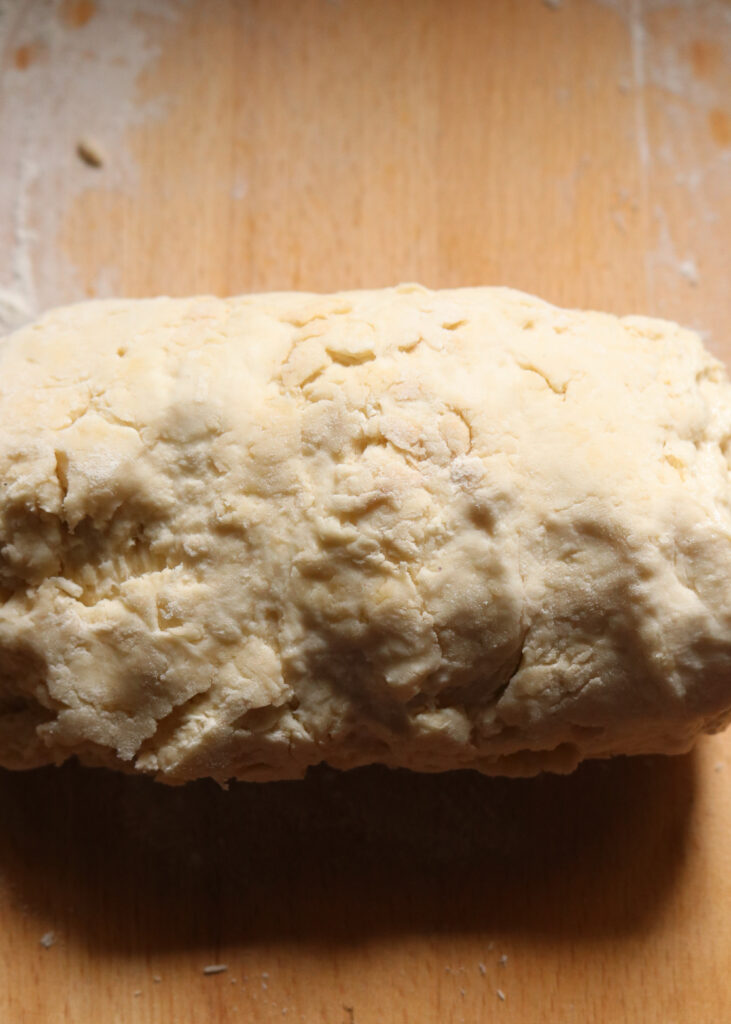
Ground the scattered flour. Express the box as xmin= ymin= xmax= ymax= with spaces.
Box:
xmin=0 ymin=1 xmax=185 ymax=333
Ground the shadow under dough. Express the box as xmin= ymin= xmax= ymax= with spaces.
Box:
xmin=0 ymin=750 xmax=697 ymax=954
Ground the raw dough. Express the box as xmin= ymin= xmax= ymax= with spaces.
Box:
xmin=1 ymin=285 xmax=730 ymax=782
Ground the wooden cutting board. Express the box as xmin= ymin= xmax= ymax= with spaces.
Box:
xmin=1 ymin=2 xmax=730 ymax=1021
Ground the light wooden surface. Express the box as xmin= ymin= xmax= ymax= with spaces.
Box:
xmin=1 ymin=1 xmax=731 ymax=1021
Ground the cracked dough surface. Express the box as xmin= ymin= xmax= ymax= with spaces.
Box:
xmin=1 ymin=284 xmax=731 ymax=782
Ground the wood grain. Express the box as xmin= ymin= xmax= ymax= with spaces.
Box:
xmin=1 ymin=1 xmax=730 ymax=1021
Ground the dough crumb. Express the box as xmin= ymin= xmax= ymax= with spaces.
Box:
xmin=39 ymin=931 xmax=55 ymax=949
xmin=478 ymin=962 xmax=487 ymax=976
xmin=76 ymin=137 xmax=105 ymax=168
xmin=498 ymin=955 xmax=508 ymax=966
xmin=497 ymin=988 xmax=506 ymax=1001
xmin=202 ymin=964 xmax=228 ymax=975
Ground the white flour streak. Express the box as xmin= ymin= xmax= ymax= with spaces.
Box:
xmin=629 ymin=0 xmax=649 ymax=170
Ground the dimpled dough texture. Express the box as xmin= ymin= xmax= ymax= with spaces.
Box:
xmin=1 ymin=285 xmax=731 ymax=784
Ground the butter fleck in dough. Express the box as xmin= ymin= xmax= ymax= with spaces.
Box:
xmin=1 ymin=285 xmax=731 ymax=782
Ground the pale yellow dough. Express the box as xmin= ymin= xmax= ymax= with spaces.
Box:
xmin=1 ymin=285 xmax=731 ymax=783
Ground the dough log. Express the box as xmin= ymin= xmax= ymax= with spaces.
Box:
xmin=1 ymin=285 xmax=731 ymax=783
